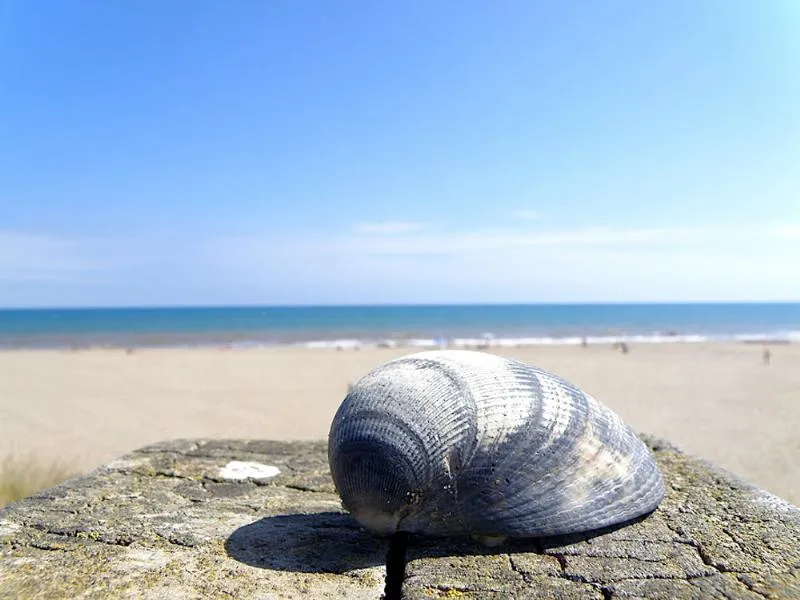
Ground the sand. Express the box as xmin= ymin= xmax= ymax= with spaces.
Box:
xmin=0 ymin=343 xmax=798 ymax=505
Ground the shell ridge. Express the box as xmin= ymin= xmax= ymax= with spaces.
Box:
xmin=453 ymin=368 xmax=592 ymax=523
xmin=446 ymin=361 xmax=550 ymax=501
xmin=492 ymin=421 xmax=649 ymax=522
xmin=503 ymin=431 xmax=665 ymax=534
xmin=400 ymin=356 xmax=482 ymax=532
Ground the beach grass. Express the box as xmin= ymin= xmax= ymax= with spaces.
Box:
xmin=0 ymin=454 xmax=77 ymax=509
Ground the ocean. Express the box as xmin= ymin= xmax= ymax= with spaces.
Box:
xmin=0 ymin=303 xmax=798 ymax=349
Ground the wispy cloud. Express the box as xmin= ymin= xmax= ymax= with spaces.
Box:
xmin=203 ymin=221 xmax=800 ymax=304
xmin=353 ymin=221 xmax=429 ymax=234
xmin=4 ymin=222 xmax=800 ymax=306
xmin=771 ymin=225 xmax=800 ymax=238
xmin=212 ymin=222 xmax=800 ymax=261
xmin=0 ymin=232 xmax=107 ymax=281
xmin=512 ymin=210 xmax=540 ymax=220
xmin=336 ymin=224 xmax=790 ymax=256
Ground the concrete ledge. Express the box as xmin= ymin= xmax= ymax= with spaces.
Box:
xmin=1 ymin=437 xmax=799 ymax=599
xmin=403 ymin=436 xmax=800 ymax=599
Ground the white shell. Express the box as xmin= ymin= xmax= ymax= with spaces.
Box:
xmin=328 ymin=350 xmax=664 ymax=540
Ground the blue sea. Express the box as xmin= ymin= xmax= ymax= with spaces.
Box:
xmin=0 ymin=304 xmax=798 ymax=349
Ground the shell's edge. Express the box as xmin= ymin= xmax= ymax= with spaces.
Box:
xmin=327 ymin=351 xmax=672 ymax=541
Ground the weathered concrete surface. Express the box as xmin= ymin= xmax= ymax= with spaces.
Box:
xmin=1 ymin=437 xmax=800 ymax=599
xmin=403 ymin=437 xmax=800 ymax=599
xmin=0 ymin=440 xmax=386 ymax=599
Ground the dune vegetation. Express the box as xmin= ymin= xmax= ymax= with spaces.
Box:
xmin=0 ymin=454 xmax=76 ymax=509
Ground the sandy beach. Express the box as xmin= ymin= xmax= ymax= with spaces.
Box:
xmin=0 ymin=343 xmax=798 ymax=505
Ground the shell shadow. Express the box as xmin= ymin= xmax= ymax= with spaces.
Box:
xmin=224 ymin=510 xmax=654 ymax=574
xmin=224 ymin=511 xmax=387 ymax=574
xmin=405 ymin=511 xmax=656 ymax=560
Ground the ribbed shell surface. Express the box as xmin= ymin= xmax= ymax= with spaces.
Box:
xmin=328 ymin=350 xmax=665 ymax=539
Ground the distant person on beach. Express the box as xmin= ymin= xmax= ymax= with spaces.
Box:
xmin=763 ymin=347 xmax=771 ymax=365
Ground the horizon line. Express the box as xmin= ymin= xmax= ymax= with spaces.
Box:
xmin=2 ymin=300 xmax=800 ymax=311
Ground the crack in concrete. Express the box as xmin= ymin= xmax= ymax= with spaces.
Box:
xmin=23 ymin=523 xmax=134 ymax=548
xmin=384 ymin=532 xmax=408 ymax=600
xmin=663 ymin=518 xmax=725 ymax=571
xmin=719 ymin=526 xmax=777 ymax=571
xmin=552 ymin=552 xmax=569 ymax=574
xmin=110 ymin=467 xmax=333 ymax=499
xmin=150 ymin=470 xmax=195 ymax=480
xmin=736 ymin=573 xmax=773 ymax=599
xmin=122 ymin=465 xmax=334 ymax=496
xmin=27 ymin=541 xmax=74 ymax=552
xmin=106 ymin=467 xmax=196 ymax=482
xmin=281 ymin=483 xmax=329 ymax=493
xmin=506 ymin=554 xmax=530 ymax=585
xmin=153 ymin=530 xmax=198 ymax=548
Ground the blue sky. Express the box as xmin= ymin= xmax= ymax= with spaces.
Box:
xmin=1 ymin=1 xmax=799 ymax=307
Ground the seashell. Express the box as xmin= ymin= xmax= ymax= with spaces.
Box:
xmin=327 ymin=350 xmax=664 ymax=544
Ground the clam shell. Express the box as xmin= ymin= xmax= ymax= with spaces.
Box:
xmin=328 ymin=350 xmax=665 ymax=540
